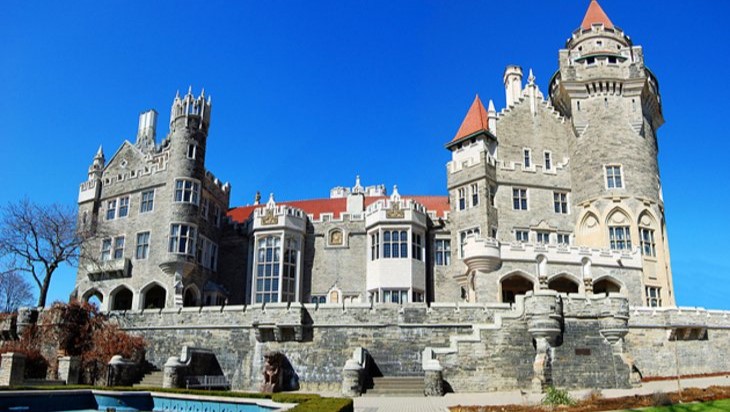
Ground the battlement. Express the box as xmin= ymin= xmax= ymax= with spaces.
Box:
xmin=629 ymin=306 xmax=730 ymax=329
xmin=203 ymin=170 xmax=231 ymax=195
xmin=170 ymin=87 xmax=211 ymax=131
xmin=501 ymin=241 xmax=642 ymax=269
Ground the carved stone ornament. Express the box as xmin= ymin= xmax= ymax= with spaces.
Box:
xmin=261 ymin=208 xmax=278 ymax=225
xmin=330 ymin=230 xmax=343 ymax=245
xmin=386 ymin=202 xmax=405 ymax=219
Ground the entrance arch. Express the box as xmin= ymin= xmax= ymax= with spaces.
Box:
xmin=141 ymin=283 xmax=167 ymax=309
xmin=110 ymin=286 xmax=133 ymax=311
xmin=548 ymin=274 xmax=580 ymax=294
xmin=500 ymin=272 xmax=534 ymax=304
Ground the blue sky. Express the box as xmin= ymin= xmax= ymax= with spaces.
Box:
xmin=1 ymin=1 xmax=728 ymax=309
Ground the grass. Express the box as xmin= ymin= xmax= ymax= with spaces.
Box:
xmin=625 ymin=399 xmax=730 ymax=411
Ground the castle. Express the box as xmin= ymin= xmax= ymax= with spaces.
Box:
xmin=65 ymin=1 xmax=726 ymax=395
xmin=73 ymin=0 xmax=672 ymax=312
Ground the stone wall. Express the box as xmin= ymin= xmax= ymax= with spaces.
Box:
xmin=625 ymin=307 xmax=730 ymax=379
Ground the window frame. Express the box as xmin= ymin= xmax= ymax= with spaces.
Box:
xmin=140 ymin=190 xmax=155 ymax=213
xmin=645 ymin=286 xmax=662 ymax=307
xmin=640 ymin=227 xmax=656 ymax=257
xmin=608 ymin=225 xmax=632 ymax=251
xmin=470 ymin=183 xmax=479 ymax=207
xmin=512 ymin=188 xmax=528 ymax=210
xmin=174 ymin=178 xmax=201 ymax=205
xmin=135 ymin=231 xmax=151 ymax=260
xmin=605 ymin=165 xmax=624 ymax=189
xmin=523 ymin=148 xmax=532 ymax=168
xmin=515 ymin=230 xmax=529 ymax=243
xmin=168 ymin=223 xmax=198 ymax=255
xmin=553 ymin=191 xmax=568 ymax=214
xmin=544 ymin=151 xmax=552 ymax=171
xmin=434 ymin=238 xmax=451 ymax=266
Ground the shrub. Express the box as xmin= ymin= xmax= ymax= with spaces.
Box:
xmin=651 ymin=391 xmax=672 ymax=406
xmin=0 ymin=326 xmax=49 ymax=379
xmin=541 ymin=386 xmax=575 ymax=406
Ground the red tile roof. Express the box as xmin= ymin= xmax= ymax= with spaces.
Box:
xmin=581 ymin=0 xmax=613 ymax=30
xmin=228 ymin=195 xmax=450 ymax=223
xmin=450 ymin=95 xmax=489 ymax=144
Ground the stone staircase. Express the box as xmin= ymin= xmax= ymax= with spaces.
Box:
xmin=133 ymin=370 xmax=164 ymax=388
xmin=364 ymin=376 xmax=424 ymax=396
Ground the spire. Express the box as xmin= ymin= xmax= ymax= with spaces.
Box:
xmin=450 ymin=95 xmax=490 ymax=143
xmin=95 ymin=145 xmax=104 ymax=159
xmin=487 ymin=99 xmax=497 ymax=135
xmin=580 ymin=0 xmax=614 ymax=30
xmin=528 ymin=69 xmax=535 ymax=85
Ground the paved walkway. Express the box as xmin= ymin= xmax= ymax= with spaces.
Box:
xmin=352 ymin=375 xmax=730 ymax=412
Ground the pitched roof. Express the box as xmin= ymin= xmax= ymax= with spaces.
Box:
xmin=581 ymin=0 xmax=614 ymax=30
xmin=450 ymin=95 xmax=489 ymax=143
xmin=228 ymin=195 xmax=450 ymax=223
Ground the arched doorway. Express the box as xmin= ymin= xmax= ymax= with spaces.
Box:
xmin=183 ymin=286 xmax=199 ymax=307
xmin=500 ymin=273 xmax=534 ymax=304
xmin=110 ymin=287 xmax=133 ymax=311
xmin=593 ymin=278 xmax=621 ymax=295
xmin=82 ymin=289 xmax=103 ymax=309
xmin=548 ymin=276 xmax=580 ymax=294
xmin=142 ymin=284 xmax=166 ymax=309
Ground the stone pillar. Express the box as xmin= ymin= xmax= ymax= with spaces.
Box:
xmin=341 ymin=359 xmax=363 ymax=397
xmin=524 ymin=291 xmax=563 ymax=393
xmin=163 ymin=356 xmax=185 ymax=389
xmin=0 ymin=352 xmax=26 ymax=386
xmin=58 ymin=356 xmax=81 ymax=385
xmin=599 ymin=295 xmax=632 ymax=388
xmin=424 ymin=369 xmax=444 ymax=397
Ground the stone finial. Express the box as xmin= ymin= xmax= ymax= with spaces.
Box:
xmin=187 ymin=85 xmax=193 ymax=95
xmin=95 ymin=145 xmax=104 ymax=159
xmin=528 ymin=68 xmax=536 ymax=85
xmin=390 ymin=185 xmax=401 ymax=201
xmin=266 ymin=193 xmax=276 ymax=208
xmin=254 ymin=191 xmax=261 ymax=205
xmin=353 ymin=175 xmax=364 ymax=193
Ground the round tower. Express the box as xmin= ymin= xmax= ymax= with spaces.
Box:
xmin=549 ymin=0 xmax=673 ymax=306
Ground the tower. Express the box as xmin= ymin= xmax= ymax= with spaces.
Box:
xmin=445 ymin=95 xmax=500 ymax=301
xmin=549 ymin=0 xmax=674 ymax=305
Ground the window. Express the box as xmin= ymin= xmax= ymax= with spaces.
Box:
xmin=434 ymin=239 xmax=451 ymax=266
xmin=187 ymin=144 xmax=197 ymax=159
xmin=515 ymin=230 xmax=529 ymax=242
xmin=489 ymin=185 xmax=496 ymax=206
xmin=523 ymin=149 xmax=531 ymax=168
xmin=412 ymin=232 xmax=423 ymax=261
xmin=101 ymin=238 xmax=112 ymax=261
xmin=471 ymin=183 xmax=479 ymax=207
xmin=135 ymin=232 xmax=150 ymax=260
xmin=255 ymin=235 xmax=281 ymax=303
xmin=311 ymin=295 xmax=326 ymax=304
xmin=536 ymin=231 xmax=550 ymax=244
xmin=544 ymin=152 xmax=552 ymax=171
xmin=169 ymin=224 xmax=197 ymax=255
xmin=553 ymin=192 xmax=568 ymax=214
xmin=200 ymin=197 xmax=209 ymax=219
xmin=281 ymin=237 xmax=299 ymax=302
xmin=646 ymin=286 xmax=662 ymax=307
xmin=382 ymin=289 xmax=409 ymax=304
xmin=458 ymin=188 xmax=466 ymax=210
xmin=609 ymin=226 xmax=632 ymax=250
xmin=174 ymin=179 xmax=200 ymax=204
xmin=640 ymin=227 xmax=656 ymax=257
xmin=512 ymin=188 xmax=528 ymax=210
xmin=106 ymin=199 xmax=117 ymax=220
xmin=459 ymin=227 xmax=481 ymax=256
xmin=370 ymin=232 xmax=380 ymax=260
xmin=113 ymin=236 xmax=125 ymax=259
xmin=383 ymin=230 xmax=408 ymax=259
xmin=557 ymin=233 xmax=570 ymax=245
xmin=412 ymin=291 xmax=424 ymax=303
xmin=586 ymin=56 xmax=596 ymax=65
xmin=605 ymin=165 xmax=623 ymax=189
xmin=197 ymin=236 xmax=219 ymax=271
xmin=118 ymin=197 xmax=129 ymax=218
xmin=140 ymin=190 xmax=154 ymax=213
xmin=213 ymin=205 xmax=222 ymax=227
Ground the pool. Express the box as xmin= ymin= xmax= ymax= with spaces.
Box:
xmin=0 ymin=390 xmax=287 ymax=412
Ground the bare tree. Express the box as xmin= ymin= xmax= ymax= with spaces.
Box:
xmin=0 ymin=198 xmax=90 ymax=307
xmin=0 ymin=270 xmax=34 ymax=312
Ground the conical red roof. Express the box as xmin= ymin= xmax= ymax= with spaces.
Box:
xmin=581 ymin=0 xmax=614 ymax=30
xmin=451 ymin=95 xmax=489 ymax=143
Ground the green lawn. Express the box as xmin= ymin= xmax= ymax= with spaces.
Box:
xmin=625 ymin=399 xmax=730 ymax=411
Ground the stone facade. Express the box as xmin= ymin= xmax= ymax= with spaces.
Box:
xmin=63 ymin=0 xmax=728 ymax=395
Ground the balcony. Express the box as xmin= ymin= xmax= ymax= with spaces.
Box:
xmin=462 ymin=236 xmax=501 ymax=272
xmin=86 ymin=258 xmax=131 ymax=281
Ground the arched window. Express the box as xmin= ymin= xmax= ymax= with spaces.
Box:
xmin=142 ymin=284 xmax=166 ymax=309
xmin=110 ymin=286 xmax=133 ymax=311
xmin=548 ymin=275 xmax=580 ymax=294
xmin=638 ymin=213 xmax=657 ymax=257
xmin=329 ymin=229 xmax=344 ymax=246
xmin=183 ymin=285 xmax=200 ymax=307
xmin=593 ymin=278 xmax=622 ymax=295
xmin=607 ymin=210 xmax=632 ymax=251
xmin=501 ymin=272 xmax=534 ymax=304
xmin=82 ymin=289 xmax=103 ymax=309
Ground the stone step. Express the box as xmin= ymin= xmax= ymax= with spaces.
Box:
xmin=134 ymin=371 xmax=164 ymax=388
xmin=365 ymin=376 xmax=425 ymax=396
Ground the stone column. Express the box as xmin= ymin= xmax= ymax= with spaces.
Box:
xmin=524 ymin=291 xmax=563 ymax=392
xmin=599 ymin=295 xmax=632 ymax=388
xmin=58 ymin=356 xmax=81 ymax=385
xmin=0 ymin=352 xmax=26 ymax=386
xmin=341 ymin=358 xmax=363 ymax=397
xmin=163 ymin=356 xmax=186 ymax=389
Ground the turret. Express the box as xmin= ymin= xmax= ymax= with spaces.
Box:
xmin=548 ymin=0 xmax=674 ymax=306
xmin=167 ymin=87 xmax=212 ymax=179
xmin=87 ymin=145 xmax=105 ymax=181
xmin=503 ymin=65 xmax=523 ymax=107
xmin=136 ymin=109 xmax=158 ymax=152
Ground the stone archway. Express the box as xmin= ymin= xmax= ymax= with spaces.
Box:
xmin=593 ymin=278 xmax=622 ymax=295
xmin=548 ymin=275 xmax=580 ymax=294
xmin=142 ymin=284 xmax=167 ymax=309
xmin=110 ymin=286 xmax=133 ymax=311
xmin=500 ymin=273 xmax=534 ymax=304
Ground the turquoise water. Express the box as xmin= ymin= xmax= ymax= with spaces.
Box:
xmin=0 ymin=391 xmax=277 ymax=412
